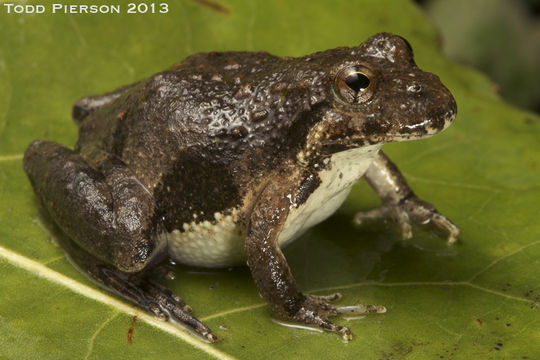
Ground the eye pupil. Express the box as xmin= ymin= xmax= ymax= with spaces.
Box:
xmin=334 ymin=66 xmax=375 ymax=104
xmin=345 ymin=72 xmax=370 ymax=92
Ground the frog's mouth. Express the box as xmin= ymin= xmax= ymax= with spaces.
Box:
xmin=387 ymin=104 xmax=457 ymax=142
xmin=333 ymin=99 xmax=456 ymax=146
xmin=315 ymin=101 xmax=456 ymax=155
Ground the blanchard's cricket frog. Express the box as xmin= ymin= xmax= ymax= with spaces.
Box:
xmin=24 ymin=33 xmax=459 ymax=341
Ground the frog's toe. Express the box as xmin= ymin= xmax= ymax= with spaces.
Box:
xmin=400 ymin=197 xmax=460 ymax=244
xmin=353 ymin=206 xmax=387 ymax=226
xmin=291 ymin=304 xmax=351 ymax=341
xmin=336 ymin=304 xmax=387 ymax=315
xmin=430 ymin=212 xmax=460 ymax=244
xmin=99 ymin=266 xmax=218 ymax=342
xmin=309 ymin=292 xmax=342 ymax=302
xmin=149 ymin=263 xmax=177 ymax=281
xmin=322 ymin=320 xmax=353 ymax=342
xmin=353 ymin=204 xmax=412 ymax=239
xmin=285 ymin=294 xmax=385 ymax=341
xmin=141 ymin=280 xmax=218 ymax=342
xmin=354 ymin=197 xmax=459 ymax=244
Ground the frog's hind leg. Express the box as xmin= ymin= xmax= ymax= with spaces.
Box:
xmin=24 ymin=140 xmax=158 ymax=272
xmin=23 ymin=140 xmax=218 ymax=341
xmin=72 ymin=83 xmax=137 ymax=124
xmin=59 ymin=236 xmax=217 ymax=342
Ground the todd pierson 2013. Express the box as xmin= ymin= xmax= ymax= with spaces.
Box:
xmin=3 ymin=3 xmax=169 ymax=14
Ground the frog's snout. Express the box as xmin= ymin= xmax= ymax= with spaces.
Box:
xmin=426 ymin=82 xmax=458 ymax=133
xmin=398 ymin=70 xmax=458 ymax=139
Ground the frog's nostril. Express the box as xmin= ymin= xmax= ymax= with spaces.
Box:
xmin=406 ymin=84 xmax=422 ymax=93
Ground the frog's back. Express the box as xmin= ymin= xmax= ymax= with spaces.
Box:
xmin=79 ymin=51 xmax=294 ymax=155
xmin=74 ymin=50 xmax=319 ymax=233
xmin=77 ymin=50 xmax=318 ymax=183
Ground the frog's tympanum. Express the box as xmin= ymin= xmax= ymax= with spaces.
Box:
xmin=24 ymin=33 xmax=459 ymax=341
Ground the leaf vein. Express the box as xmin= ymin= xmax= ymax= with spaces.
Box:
xmin=468 ymin=240 xmax=540 ymax=281
xmin=200 ymin=303 xmax=265 ymax=322
xmin=311 ymin=281 xmax=533 ymax=304
xmin=402 ymin=173 xmax=505 ymax=192
xmin=434 ymin=322 xmax=463 ymax=339
xmin=0 ymin=154 xmax=23 ymax=162
xmin=84 ymin=312 xmax=119 ymax=360
xmin=0 ymin=245 xmax=237 ymax=360
xmin=68 ymin=17 xmax=88 ymax=48
xmin=198 ymin=280 xmax=535 ymax=322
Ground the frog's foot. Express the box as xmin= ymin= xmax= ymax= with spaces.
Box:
xmin=288 ymin=294 xmax=386 ymax=341
xmin=99 ymin=266 xmax=217 ymax=342
xmin=353 ymin=196 xmax=459 ymax=244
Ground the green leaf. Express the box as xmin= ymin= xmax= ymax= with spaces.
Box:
xmin=1 ymin=0 xmax=539 ymax=359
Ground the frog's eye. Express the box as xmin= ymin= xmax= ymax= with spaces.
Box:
xmin=334 ymin=66 xmax=375 ymax=104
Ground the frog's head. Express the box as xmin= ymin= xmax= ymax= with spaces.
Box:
xmin=302 ymin=33 xmax=457 ymax=158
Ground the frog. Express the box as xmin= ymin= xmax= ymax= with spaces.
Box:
xmin=23 ymin=32 xmax=459 ymax=342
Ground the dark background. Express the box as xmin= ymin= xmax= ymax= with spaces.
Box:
xmin=416 ymin=0 xmax=540 ymax=113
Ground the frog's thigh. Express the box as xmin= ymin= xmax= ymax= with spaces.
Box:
xmin=23 ymin=140 xmax=162 ymax=272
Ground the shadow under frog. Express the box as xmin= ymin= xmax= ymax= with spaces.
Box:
xmin=23 ymin=33 xmax=459 ymax=342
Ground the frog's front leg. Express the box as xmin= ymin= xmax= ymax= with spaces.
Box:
xmin=355 ymin=151 xmax=459 ymax=244
xmin=23 ymin=140 xmax=217 ymax=341
xmin=246 ymin=175 xmax=385 ymax=341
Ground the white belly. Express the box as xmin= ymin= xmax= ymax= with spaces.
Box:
xmin=163 ymin=210 xmax=246 ymax=268
xmin=163 ymin=145 xmax=382 ymax=268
